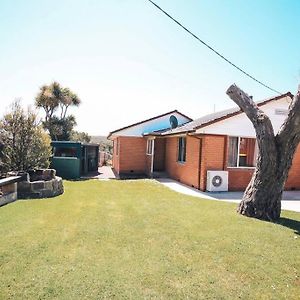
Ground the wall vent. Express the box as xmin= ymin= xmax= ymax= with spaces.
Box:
xmin=275 ymin=108 xmax=288 ymax=116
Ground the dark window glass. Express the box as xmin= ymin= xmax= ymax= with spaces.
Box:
xmin=178 ymin=137 xmax=186 ymax=162
xmin=53 ymin=147 xmax=77 ymax=158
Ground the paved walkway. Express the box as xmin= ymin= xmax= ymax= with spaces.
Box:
xmin=98 ymin=166 xmax=117 ymax=180
xmin=156 ymin=178 xmax=300 ymax=213
xmin=80 ymin=166 xmax=117 ymax=180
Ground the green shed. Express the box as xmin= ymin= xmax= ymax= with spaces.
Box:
xmin=50 ymin=141 xmax=99 ymax=179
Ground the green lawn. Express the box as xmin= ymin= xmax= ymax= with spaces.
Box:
xmin=0 ymin=180 xmax=299 ymax=299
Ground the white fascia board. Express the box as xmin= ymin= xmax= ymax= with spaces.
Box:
xmin=113 ymin=112 xmax=190 ymax=137
xmin=195 ymin=96 xmax=291 ymax=137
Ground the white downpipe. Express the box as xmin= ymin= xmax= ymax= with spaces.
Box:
xmin=150 ymin=139 xmax=155 ymax=176
xmin=236 ymin=137 xmax=241 ymax=167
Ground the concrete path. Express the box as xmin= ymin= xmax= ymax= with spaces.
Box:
xmin=156 ymin=178 xmax=300 ymax=213
xmin=80 ymin=166 xmax=117 ymax=180
xmin=98 ymin=166 xmax=117 ymax=180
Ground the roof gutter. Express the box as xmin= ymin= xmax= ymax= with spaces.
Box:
xmin=160 ymin=129 xmax=196 ymax=137
xmin=193 ymin=92 xmax=293 ymax=131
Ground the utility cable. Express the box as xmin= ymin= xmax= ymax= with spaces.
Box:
xmin=147 ymin=0 xmax=282 ymax=95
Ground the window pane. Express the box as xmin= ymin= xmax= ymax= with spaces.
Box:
xmin=178 ymin=138 xmax=182 ymax=161
xmin=239 ymin=138 xmax=256 ymax=167
xmin=182 ymin=138 xmax=186 ymax=162
xmin=147 ymin=140 xmax=153 ymax=155
xmin=178 ymin=137 xmax=186 ymax=162
xmin=228 ymin=137 xmax=238 ymax=167
xmin=54 ymin=147 xmax=77 ymax=157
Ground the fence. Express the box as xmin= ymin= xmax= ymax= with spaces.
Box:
xmin=99 ymin=151 xmax=112 ymax=167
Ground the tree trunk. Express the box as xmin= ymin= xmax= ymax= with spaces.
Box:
xmin=226 ymin=84 xmax=300 ymax=222
xmin=237 ymin=164 xmax=283 ymax=221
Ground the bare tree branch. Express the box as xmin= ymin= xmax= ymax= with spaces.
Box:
xmin=226 ymin=84 xmax=274 ymax=134
xmin=278 ymin=87 xmax=300 ymax=142
xmin=226 ymin=84 xmax=276 ymax=158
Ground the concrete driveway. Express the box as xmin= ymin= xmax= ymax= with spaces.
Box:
xmin=156 ymin=178 xmax=300 ymax=213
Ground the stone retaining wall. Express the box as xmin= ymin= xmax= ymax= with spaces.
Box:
xmin=0 ymin=177 xmax=19 ymax=206
xmin=17 ymin=169 xmax=64 ymax=199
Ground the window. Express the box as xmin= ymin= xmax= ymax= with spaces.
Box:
xmin=53 ymin=147 xmax=77 ymax=158
xmin=228 ymin=137 xmax=257 ymax=167
xmin=146 ymin=139 xmax=154 ymax=155
xmin=178 ymin=137 xmax=186 ymax=162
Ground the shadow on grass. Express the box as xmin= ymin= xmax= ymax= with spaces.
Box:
xmin=277 ymin=217 xmax=300 ymax=235
xmin=69 ymin=178 xmax=97 ymax=182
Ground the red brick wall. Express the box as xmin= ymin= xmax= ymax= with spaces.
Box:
xmin=112 ymin=134 xmax=300 ymax=191
xmin=145 ymin=154 xmax=152 ymax=176
xmin=117 ymin=137 xmax=147 ymax=174
xmin=198 ymin=135 xmax=257 ymax=191
xmin=227 ymin=168 xmax=254 ymax=191
xmin=225 ymin=138 xmax=300 ymax=191
xmin=199 ymin=135 xmax=226 ymax=191
xmin=225 ymin=142 xmax=300 ymax=191
xmin=284 ymin=144 xmax=300 ymax=190
xmin=112 ymin=137 xmax=120 ymax=173
xmin=165 ymin=136 xmax=201 ymax=188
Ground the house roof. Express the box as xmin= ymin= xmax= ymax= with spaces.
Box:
xmin=107 ymin=110 xmax=192 ymax=139
xmin=149 ymin=92 xmax=293 ymax=137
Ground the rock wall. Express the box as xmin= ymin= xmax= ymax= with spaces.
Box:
xmin=17 ymin=169 xmax=64 ymax=199
xmin=0 ymin=181 xmax=18 ymax=206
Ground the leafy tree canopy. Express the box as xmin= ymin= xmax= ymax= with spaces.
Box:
xmin=0 ymin=100 xmax=51 ymax=173
xmin=35 ymin=82 xmax=88 ymax=141
xmin=70 ymin=131 xmax=91 ymax=143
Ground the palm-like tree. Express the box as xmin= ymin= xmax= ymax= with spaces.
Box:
xmin=60 ymin=88 xmax=81 ymax=119
xmin=35 ymin=82 xmax=63 ymax=121
xmin=35 ymin=82 xmax=81 ymax=140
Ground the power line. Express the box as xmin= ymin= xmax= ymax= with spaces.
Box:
xmin=146 ymin=0 xmax=282 ymax=95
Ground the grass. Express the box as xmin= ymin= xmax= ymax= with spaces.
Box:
xmin=0 ymin=180 xmax=299 ymax=299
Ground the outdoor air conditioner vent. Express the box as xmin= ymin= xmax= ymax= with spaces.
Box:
xmin=206 ymin=170 xmax=228 ymax=192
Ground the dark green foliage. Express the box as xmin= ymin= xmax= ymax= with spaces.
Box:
xmin=0 ymin=101 xmax=51 ymax=173
xmin=70 ymin=131 xmax=91 ymax=143
xmin=44 ymin=115 xmax=77 ymax=141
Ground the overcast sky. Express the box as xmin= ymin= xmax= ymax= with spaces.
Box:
xmin=1 ymin=0 xmax=300 ymax=135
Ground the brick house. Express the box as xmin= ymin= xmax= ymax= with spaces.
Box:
xmin=108 ymin=92 xmax=300 ymax=191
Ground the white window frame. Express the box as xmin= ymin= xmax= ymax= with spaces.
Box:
xmin=227 ymin=136 xmax=257 ymax=169
xmin=146 ymin=139 xmax=154 ymax=155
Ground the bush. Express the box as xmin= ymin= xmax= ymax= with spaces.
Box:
xmin=0 ymin=101 xmax=52 ymax=173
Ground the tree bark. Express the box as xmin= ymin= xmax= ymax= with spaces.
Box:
xmin=226 ymin=84 xmax=300 ymax=221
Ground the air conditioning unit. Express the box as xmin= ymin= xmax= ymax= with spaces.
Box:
xmin=206 ymin=170 xmax=228 ymax=192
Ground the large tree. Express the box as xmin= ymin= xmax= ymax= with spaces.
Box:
xmin=0 ymin=100 xmax=51 ymax=173
xmin=35 ymin=82 xmax=82 ymax=141
xmin=70 ymin=131 xmax=91 ymax=143
xmin=226 ymin=84 xmax=300 ymax=221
